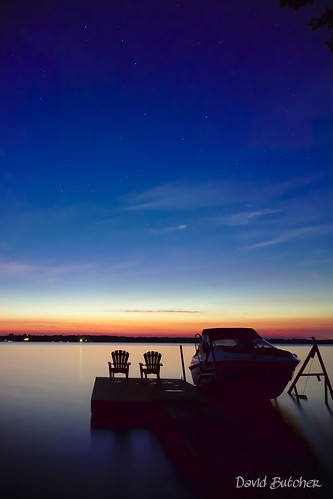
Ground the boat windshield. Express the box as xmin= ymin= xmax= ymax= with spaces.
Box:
xmin=209 ymin=337 xmax=276 ymax=349
xmin=210 ymin=338 xmax=238 ymax=347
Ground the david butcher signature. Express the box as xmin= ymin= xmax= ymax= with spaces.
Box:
xmin=235 ymin=476 xmax=322 ymax=490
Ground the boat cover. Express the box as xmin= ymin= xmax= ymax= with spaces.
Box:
xmin=202 ymin=328 xmax=260 ymax=340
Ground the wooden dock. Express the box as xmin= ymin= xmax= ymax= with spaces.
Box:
xmin=91 ymin=377 xmax=217 ymax=428
xmin=91 ymin=377 xmax=326 ymax=499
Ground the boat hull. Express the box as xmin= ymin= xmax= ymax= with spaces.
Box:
xmin=190 ymin=360 xmax=297 ymax=399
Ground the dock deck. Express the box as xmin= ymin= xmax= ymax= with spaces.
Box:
xmin=91 ymin=376 xmax=209 ymax=405
xmin=91 ymin=377 xmax=217 ymax=427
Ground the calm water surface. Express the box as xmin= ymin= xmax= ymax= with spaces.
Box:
xmin=0 ymin=342 xmax=332 ymax=498
xmin=0 ymin=343 xmax=197 ymax=499
xmin=271 ymin=345 xmax=333 ymax=477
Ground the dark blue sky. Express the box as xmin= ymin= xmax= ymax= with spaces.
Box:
xmin=1 ymin=0 xmax=332 ymax=337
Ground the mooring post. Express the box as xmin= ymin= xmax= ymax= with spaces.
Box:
xmin=180 ymin=345 xmax=186 ymax=382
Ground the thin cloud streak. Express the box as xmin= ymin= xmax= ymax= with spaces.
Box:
xmin=122 ymin=182 xmax=226 ymax=211
xmin=121 ymin=180 xmax=267 ymax=211
xmin=102 ymin=309 xmax=200 ymax=313
xmin=147 ymin=224 xmax=188 ymax=234
xmin=219 ymin=209 xmax=281 ymax=226
xmin=0 ymin=259 xmax=138 ymax=282
xmin=0 ymin=261 xmax=99 ymax=285
xmin=120 ymin=175 xmax=330 ymax=212
xmin=247 ymin=225 xmax=333 ymax=249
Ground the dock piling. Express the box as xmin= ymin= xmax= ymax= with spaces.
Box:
xmin=179 ymin=345 xmax=186 ymax=382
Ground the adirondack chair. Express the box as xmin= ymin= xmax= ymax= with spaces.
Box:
xmin=108 ymin=350 xmax=131 ymax=382
xmin=139 ymin=351 xmax=163 ymax=380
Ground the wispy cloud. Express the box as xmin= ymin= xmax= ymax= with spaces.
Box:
xmin=120 ymin=174 xmax=330 ymax=213
xmin=247 ymin=225 xmax=333 ymax=249
xmin=0 ymin=260 xmax=97 ymax=282
xmin=147 ymin=223 xmax=188 ymax=234
xmin=0 ymin=259 xmax=135 ymax=280
xmin=297 ymin=257 xmax=333 ymax=267
xmin=102 ymin=309 xmax=200 ymax=313
xmin=121 ymin=181 xmax=243 ymax=211
xmin=0 ymin=262 xmax=36 ymax=277
xmin=218 ymin=209 xmax=281 ymax=226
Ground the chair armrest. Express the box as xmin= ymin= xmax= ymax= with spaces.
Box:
xmin=139 ymin=362 xmax=144 ymax=366
xmin=127 ymin=362 xmax=131 ymax=365
xmin=159 ymin=363 xmax=163 ymax=366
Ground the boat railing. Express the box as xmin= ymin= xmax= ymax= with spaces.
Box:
xmin=197 ymin=339 xmax=218 ymax=386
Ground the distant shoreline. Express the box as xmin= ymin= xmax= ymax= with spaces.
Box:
xmin=0 ymin=334 xmax=332 ymax=344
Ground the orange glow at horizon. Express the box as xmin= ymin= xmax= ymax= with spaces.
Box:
xmin=0 ymin=314 xmax=332 ymax=339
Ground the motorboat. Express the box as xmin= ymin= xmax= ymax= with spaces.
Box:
xmin=189 ymin=328 xmax=300 ymax=398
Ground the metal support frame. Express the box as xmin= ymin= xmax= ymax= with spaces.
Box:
xmin=288 ymin=337 xmax=333 ymax=407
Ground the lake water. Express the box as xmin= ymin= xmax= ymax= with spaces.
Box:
xmin=0 ymin=342 xmax=332 ymax=498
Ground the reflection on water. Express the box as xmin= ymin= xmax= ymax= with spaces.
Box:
xmin=272 ymin=347 xmax=333 ymax=468
xmin=271 ymin=346 xmax=333 ymax=479
xmin=90 ymin=430 xmax=194 ymax=499
xmin=0 ymin=342 xmax=332 ymax=498
xmin=0 ymin=343 xmax=196 ymax=499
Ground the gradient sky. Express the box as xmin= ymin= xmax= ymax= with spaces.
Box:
xmin=1 ymin=0 xmax=332 ymax=338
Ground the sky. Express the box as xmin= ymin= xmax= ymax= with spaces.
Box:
xmin=0 ymin=0 xmax=332 ymax=339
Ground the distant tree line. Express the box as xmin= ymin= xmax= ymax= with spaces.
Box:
xmin=0 ymin=334 xmax=332 ymax=344
xmin=0 ymin=334 xmax=196 ymax=343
